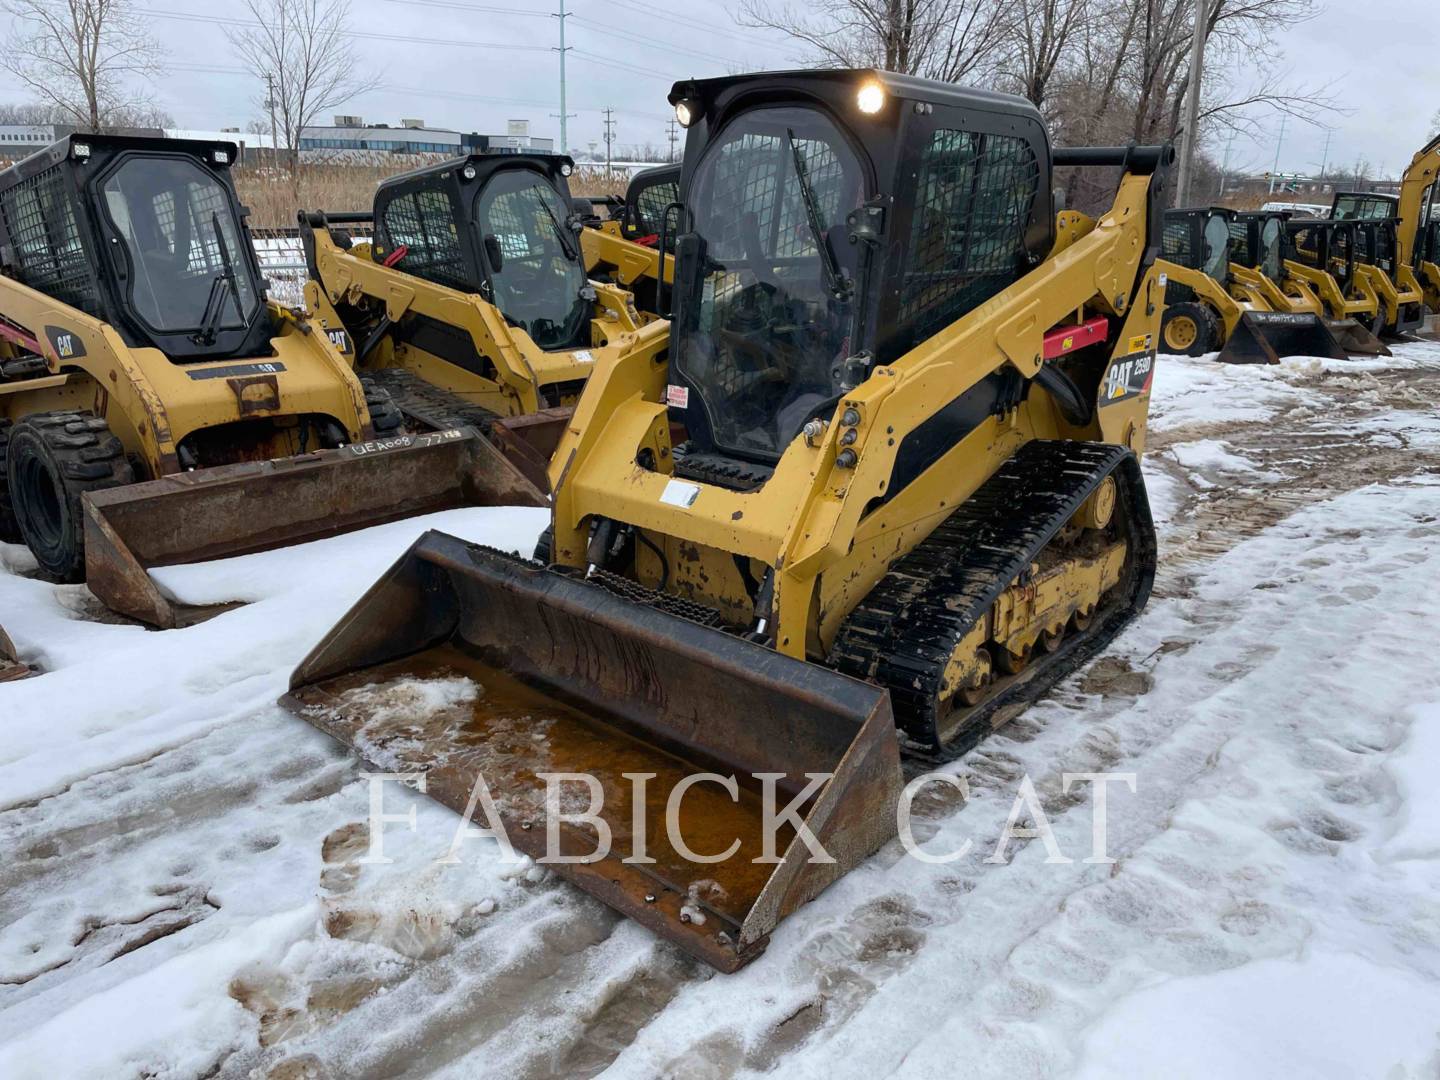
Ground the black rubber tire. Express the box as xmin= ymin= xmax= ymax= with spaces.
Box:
xmin=532 ymin=524 xmax=554 ymax=564
xmin=360 ymin=378 xmax=406 ymax=435
xmin=6 ymin=411 xmax=134 ymax=582
xmin=0 ymin=418 xmax=20 ymax=543
xmin=1160 ymin=301 xmax=1221 ymax=357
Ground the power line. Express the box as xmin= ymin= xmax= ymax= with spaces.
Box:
xmin=602 ymin=0 xmax=787 ymax=49
xmin=380 ymin=0 xmax=548 ymax=14
xmin=569 ymin=14 xmax=748 ymax=68
xmin=137 ymin=8 xmax=551 ymax=51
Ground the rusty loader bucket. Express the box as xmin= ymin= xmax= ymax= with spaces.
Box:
xmin=280 ymin=530 xmax=904 ymax=972
xmin=1215 ymin=311 xmax=1351 ymax=365
xmin=1323 ymin=317 xmax=1391 ymax=357
xmin=84 ymin=429 xmax=546 ymax=628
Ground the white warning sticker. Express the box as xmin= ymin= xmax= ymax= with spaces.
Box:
xmin=659 ymin=478 xmax=701 ymax=508
xmin=665 ymin=384 xmax=689 ymax=408
xmin=574 ymin=349 xmax=594 ymax=363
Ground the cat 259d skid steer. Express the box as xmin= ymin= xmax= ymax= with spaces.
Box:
xmin=284 ymin=70 xmax=1170 ymax=972
xmin=300 ymin=152 xmax=670 ymax=489
xmin=0 ymin=135 xmax=541 ymax=627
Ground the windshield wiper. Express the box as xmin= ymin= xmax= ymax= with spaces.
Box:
xmin=786 ymin=128 xmax=851 ymax=301
xmin=193 ymin=213 xmax=243 ymax=346
xmin=535 ymin=193 xmax=581 ymax=262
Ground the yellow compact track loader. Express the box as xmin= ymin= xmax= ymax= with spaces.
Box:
xmin=283 ymin=70 xmax=1171 ymax=971
xmin=1155 ymin=207 xmax=1345 ymax=363
xmin=1324 ymin=191 xmax=1426 ymax=336
xmin=1283 ymin=210 xmax=1421 ymax=341
xmin=1332 ymin=135 xmax=1440 ymax=321
xmin=0 ymin=134 xmax=541 ymax=627
xmin=301 ymin=152 xmax=669 ymax=490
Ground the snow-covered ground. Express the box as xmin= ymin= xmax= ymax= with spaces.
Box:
xmin=4 ymin=344 xmax=1440 ymax=1078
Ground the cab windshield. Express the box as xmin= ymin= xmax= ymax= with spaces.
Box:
xmin=101 ymin=157 xmax=260 ymax=336
xmin=475 ymin=169 xmax=589 ymax=350
xmin=1259 ymin=216 xmax=1284 ymax=279
xmin=1202 ymin=214 xmax=1231 ymax=279
xmin=675 ymin=106 xmax=864 ymax=461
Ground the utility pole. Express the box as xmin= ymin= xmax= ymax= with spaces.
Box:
xmin=603 ymin=107 xmax=616 ymax=177
xmin=550 ymin=1 xmax=574 ymax=154
xmin=666 ymin=118 xmax=678 ymax=163
xmin=264 ymin=72 xmax=279 ymax=162
xmin=1317 ymin=127 xmax=1333 ymax=180
xmin=1217 ymin=129 xmax=1237 ymax=200
xmin=1174 ymin=0 xmax=1210 ymax=206
xmin=1269 ymin=114 xmax=1287 ymax=194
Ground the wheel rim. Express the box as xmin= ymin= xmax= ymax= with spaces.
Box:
xmin=1164 ymin=314 xmax=1198 ymax=350
xmin=15 ymin=449 xmax=65 ymax=556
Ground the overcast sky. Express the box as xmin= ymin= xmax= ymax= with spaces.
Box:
xmin=1 ymin=0 xmax=1434 ymax=174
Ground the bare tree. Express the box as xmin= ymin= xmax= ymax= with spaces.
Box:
xmin=1 ymin=0 xmax=164 ymax=132
xmin=226 ymin=0 xmax=378 ymax=186
xmin=996 ymin=0 xmax=1091 ymax=109
xmin=739 ymin=0 xmax=1010 ymax=84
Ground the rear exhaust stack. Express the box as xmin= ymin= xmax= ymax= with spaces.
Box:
xmin=281 ymin=531 xmax=904 ymax=971
xmin=84 ymin=429 xmax=545 ymax=628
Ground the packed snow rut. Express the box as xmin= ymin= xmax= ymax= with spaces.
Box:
xmin=3 ymin=348 xmax=1440 ymax=1079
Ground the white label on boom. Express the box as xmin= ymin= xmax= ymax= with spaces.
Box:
xmin=659 ymin=479 xmax=701 ymax=508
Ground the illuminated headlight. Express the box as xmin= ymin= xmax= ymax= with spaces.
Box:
xmin=675 ymin=100 xmax=698 ymax=128
xmin=72 ymin=142 xmax=91 ymax=159
xmin=856 ymin=82 xmax=885 ymax=114
xmin=560 ymin=161 xmax=573 ymax=176
xmin=461 ymin=164 xmax=477 ymax=180
xmin=212 ymin=149 xmax=230 ymax=164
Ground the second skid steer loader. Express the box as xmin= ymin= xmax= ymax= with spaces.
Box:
xmin=301 ymin=151 xmax=669 ymax=490
xmin=0 ymin=134 xmax=542 ymax=627
xmin=1155 ymin=207 xmax=1345 ymax=363
xmin=283 ymin=70 xmax=1170 ymax=972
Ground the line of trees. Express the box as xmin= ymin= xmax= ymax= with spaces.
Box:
xmin=740 ymin=0 xmax=1338 ymax=205
xmin=0 ymin=0 xmax=371 ymax=191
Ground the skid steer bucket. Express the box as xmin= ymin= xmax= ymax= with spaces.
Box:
xmin=1215 ymin=311 xmax=1350 ymax=364
xmin=281 ymin=530 xmax=904 ymax=972
xmin=1325 ymin=318 xmax=1391 ymax=356
xmin=84 ymin=429 xmax=546 ymax=629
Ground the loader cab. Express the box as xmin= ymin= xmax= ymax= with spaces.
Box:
xmin=1287 ymin=217 xmax=1360 ymax=290
xmin=1229 ymin=211 xmax=1290 ymax=282
xmin=370 ymin=151 xmax=591 ymax=351
xmin=665 ymin=70 xmax=1051 ymax=466
xmin=614 ymin=163 xmax=681 ymax=246
xmin=0 ymin=134 xmax=271 ymax=362
xmin=1162 ymin=207 xmax=1234 ymax=284
xmin=1331 ymin=192 xmax=1396 ymax=222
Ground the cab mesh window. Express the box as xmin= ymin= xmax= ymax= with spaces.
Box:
xmin=0 ymin=166 xmax=98 ymax=316
xmin=704 ymin=131 xmax=847 ymax=262
xmin=1162 ymin=218 xmax=1195 ymax=263
xmin=381 ymin=187 xmax=471 ymax=291
xmin=898 ymin=129 xmax=1039 ymax=344
xmin=1228 ymin=218 xmax=1251 ymax=265
xmin=633 ymin=177 xmax=677 ymax=233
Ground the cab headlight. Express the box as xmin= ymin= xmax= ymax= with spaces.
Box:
xmin=675 ymin=99 xmax=699 ymax=128
xmin=856 ymin=82 xmax=885 ymax=114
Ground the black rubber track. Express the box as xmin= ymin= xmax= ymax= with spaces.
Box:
xmin=359 ymin=377 xmax=407 ymax=434
xmin=362 ymin=368 xmax=501 ymax=436
xmin=828 ymin=439 xmax=1156 ymax=761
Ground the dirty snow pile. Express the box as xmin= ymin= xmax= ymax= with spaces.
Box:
xmin=2 ymin=345 xmax=1440 ymax=1079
